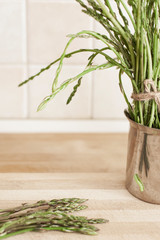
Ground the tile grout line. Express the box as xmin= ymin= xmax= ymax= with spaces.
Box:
xmin=22 ymin=0 xmax=29 ymax=119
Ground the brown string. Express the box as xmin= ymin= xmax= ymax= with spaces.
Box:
xmin=131 ymin=79 xmax=160 ymax=112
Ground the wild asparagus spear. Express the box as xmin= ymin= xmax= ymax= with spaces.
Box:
xmin=0 ymin=199 xmax=108 ymax=239
xmin=0 ymin=213 xmax=107 ymax=238
xmin=0 ymin=198 xmax=87 ymax=214
xmin=0 ymin=211 xmax=107 ymax=232
xmin=0 ymin=225 xmax=98 ymax=239
xmin=0 ymin=203 xmax=88 ymax=223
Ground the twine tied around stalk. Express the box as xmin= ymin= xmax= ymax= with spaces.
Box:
xmin=131 ymin=79 xmax=160 ymax=112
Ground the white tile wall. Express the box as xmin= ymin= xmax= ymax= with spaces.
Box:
xmin=92 ymin=21 xmax=133 ymax=119
xmin=0 ymin=0 xmax=132 ymax=120
xmin=0 ymin=66 xmax=26 ymax=118
xmin=93 ymin=67 xmax=132 ymax=119
xmin=28 ymin=1 xmax=93 ymax=64
xmin=0 ymin=1 xmax=24 ymax=63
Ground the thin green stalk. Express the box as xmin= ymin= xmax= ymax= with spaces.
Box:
xmin=95 ymin=0 xmax=129 ymax=41
xmin=67 ymin=32 xmax=129 ymax=68
xmin=134 ymin=174 xmax=144 ymax=192
xmin=148 ymin=1 xmax=159 ymax=128
xmin=149 ymin=61 xmax=160 ymax=128
xmin=135 ymin=0 xmax=143 ymax=124
xmin=0 ymin=228 xmax=35 ymax=239
xmin=155 ymin=62 xmax=160 ymax=87
xmin=149 ymin=103 xmax=156 ymax=127
xmin=135 ymin=0 xmax=141 ymax=84
xmin=66 ymin=47 xmax=116 ymax=104
xmin=104 ymin=0 xmax=115 ymax=17
xmin=38 ymin=62 xmax=113 ymax=111
xmin=153 ymin=1 xmax=159 ymax=72
xmin=144 ymin=32 xmax=153 ymax=125
xmin=118 ymin=0 xmax=136 ymax=30
xmin=52 ymin=30 xmax=131 ymax=93
xmin=119 ymin=70 xmax=134 ymax=119
xmin=139 ymin=4 xmax=144 ymax=125
xmin=41 ymin=226 xmax=98 ymax=235
xmin=143 ymin=45 xmax=147 ymax=80
xmin=95 ymin=0 xmax=135 ymax=70
xmin=18 ymin=48 xmax=108 ymax=87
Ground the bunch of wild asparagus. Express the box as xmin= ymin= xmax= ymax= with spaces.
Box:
xmin=19 ymin=0 xmax=160 ymax=129
xmin=0 ymin=198 xmax=108 ymax=239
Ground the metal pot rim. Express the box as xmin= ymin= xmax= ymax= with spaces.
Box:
xmin=124 ymin=109 xmax=160 ymax=135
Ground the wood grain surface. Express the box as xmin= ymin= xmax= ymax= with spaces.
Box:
xmin=0 ymin=133 xmax=127 ymax=172
xmin=0 ymin=133 xmax=160 ymax=239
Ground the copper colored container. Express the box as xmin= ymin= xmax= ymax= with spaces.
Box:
xmin=125 ymin=111 xmax=160 ymax=204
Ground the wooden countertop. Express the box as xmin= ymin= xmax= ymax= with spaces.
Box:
xmin=0 ymin=133 xmax=160 ymax=239
xmin=0 ymin=134 xmax=127 ymax=173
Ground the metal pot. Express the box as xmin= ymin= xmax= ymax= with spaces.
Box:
xmin=125 ymin=110 xmax=160 ymax=204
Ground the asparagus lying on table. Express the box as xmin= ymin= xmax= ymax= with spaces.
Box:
xmin=0 ymin=198 xmax=108 ymax=239
xmin=0 ymin=198 xmax=87 ymax=215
